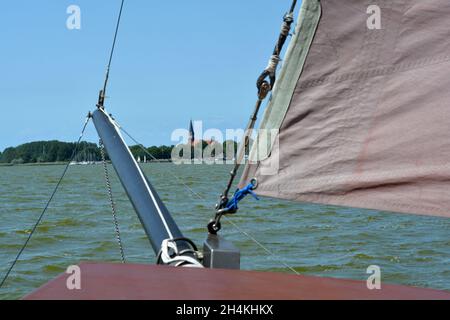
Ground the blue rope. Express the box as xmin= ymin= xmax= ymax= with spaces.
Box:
xmin=226 ymin=183 xmax=259 ymax=212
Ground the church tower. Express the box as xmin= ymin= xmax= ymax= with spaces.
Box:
xmin=188 ymin=120 xmax=195 ymax=145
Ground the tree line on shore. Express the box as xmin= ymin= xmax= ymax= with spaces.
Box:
xmin=0 ymin=140 xmax=238 ymax=164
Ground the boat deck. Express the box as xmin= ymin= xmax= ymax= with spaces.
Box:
xmin=24 ymin=262 xmax=450 ymax=300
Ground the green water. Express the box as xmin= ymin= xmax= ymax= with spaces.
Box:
xmin=0 ymin=164 xmax=449 ymax=299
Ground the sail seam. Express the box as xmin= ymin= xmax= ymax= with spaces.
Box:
xmin=255 ymin=185 xmax=448 ymax=216
xmin=297 ymin=54 xmax=450 ymax=90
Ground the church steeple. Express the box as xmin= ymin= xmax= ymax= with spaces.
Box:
xmin=188 ymin=119 xmax=195 ymax=145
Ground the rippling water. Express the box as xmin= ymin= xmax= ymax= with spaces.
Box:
xmin=0 ymin=164 xmax=449 ymax=299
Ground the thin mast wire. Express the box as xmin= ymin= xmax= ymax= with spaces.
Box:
xmin=223 ymin=217 xmax=299 ymax=275
xmin=0 ymin=117 xmax=91 ymax=289
xmin=97 ymin=0 xmax=125 ymax=109
xmin=103 ymin=0 xmax=125 ymax=96
xmin=119 ymin=126 xmax=205 ymax=203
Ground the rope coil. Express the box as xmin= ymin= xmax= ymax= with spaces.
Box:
xmin=157 ymin=238 xmax=203 ymax=268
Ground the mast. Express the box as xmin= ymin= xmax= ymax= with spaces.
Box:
xmin=92 ymin=109 xmax=194 ymax=256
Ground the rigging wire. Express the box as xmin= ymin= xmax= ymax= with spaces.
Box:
xmin=223 ymin=217 xmax=299 ymax=275
xmin=119 ymin=126 xmax=203 ymax=200
xmin=97 ymin=0 xmax=125 ymax=109
xmin=0 ymin=116 xmax=92 ymax=289
xmin=116 ymin=125 xmax=299 ymax=275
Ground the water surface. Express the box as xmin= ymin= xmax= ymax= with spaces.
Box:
xmin=0 ymin=164 xmax=449 ymax=299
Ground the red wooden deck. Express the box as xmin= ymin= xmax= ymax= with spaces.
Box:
xmin=24 ymin=262 xmax=450 ymax=300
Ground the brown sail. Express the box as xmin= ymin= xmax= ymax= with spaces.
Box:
xmin=240 ymin=0 xmax=450 ymax=218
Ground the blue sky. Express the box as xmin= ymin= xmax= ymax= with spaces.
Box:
xmin=0 ymin=0 xmax=300 ymax=150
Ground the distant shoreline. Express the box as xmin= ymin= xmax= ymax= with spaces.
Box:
xmin=0 ymin=162 xmax=72 ymax=167
xmin=0 ymin=140 xmax=176 ymax=165
xmin=0 ymin=160 xmax=174 ymax=167
xmin=1 ymin=140 xmax=237 ymax=166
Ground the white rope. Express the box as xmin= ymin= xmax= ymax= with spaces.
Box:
xmin=160 ymin=239 xmax=203 ymax=268
xmin=281 ymin=13 xmax=294 ymax=37
xmin=265 ymin=55 xmax=281 ymax=75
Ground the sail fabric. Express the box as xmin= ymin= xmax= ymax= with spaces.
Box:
xmin=240 ymin=0 xmax=450 ymax=218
